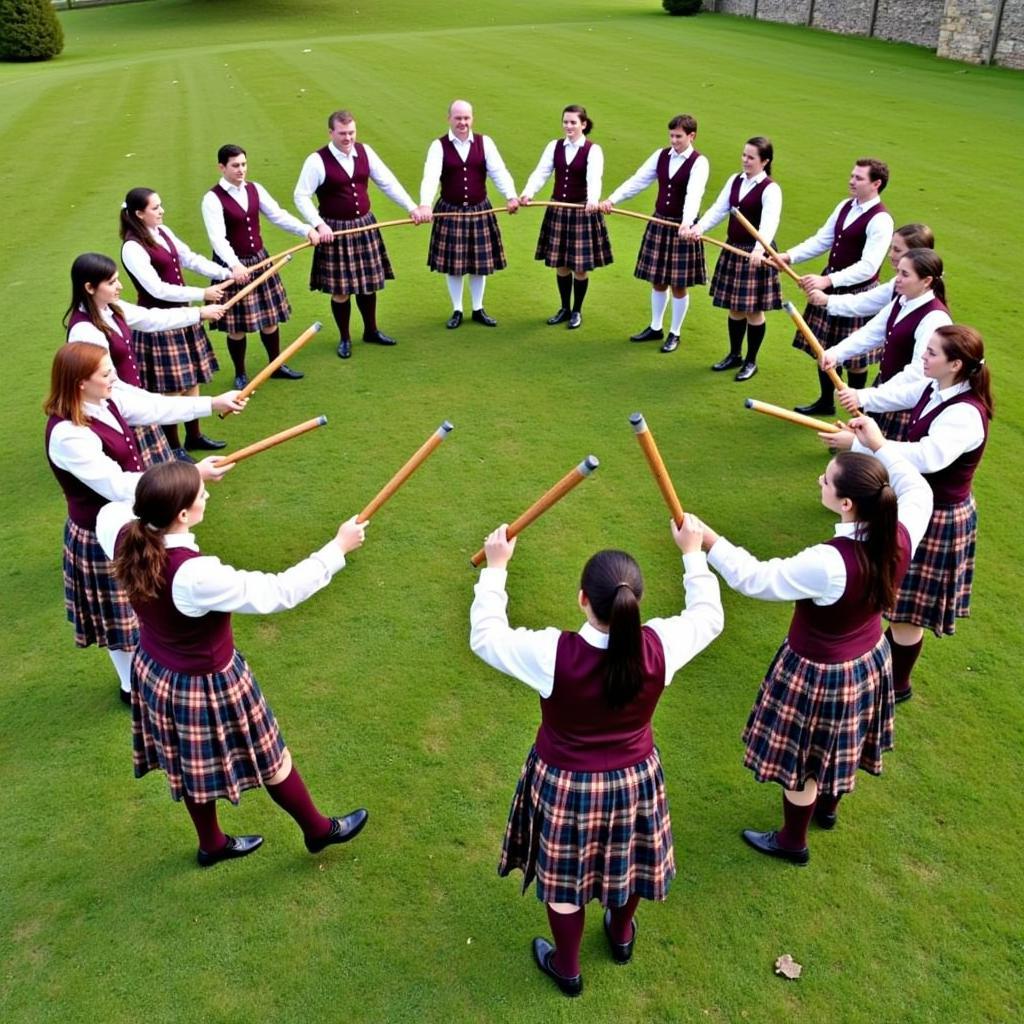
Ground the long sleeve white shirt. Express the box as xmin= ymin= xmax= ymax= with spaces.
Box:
xmin=67 ymin=302 xmax=200 ymax=349
xmin=522 ymin=139 xmax=605 ymax=204
xmin=418 ymin=131 xmax=517 ymax=206
xmin=121 ymin=226 xmax=229 ymax=304
xmin=469 ymin=552 xmax=723 ymax=698
xmin=695 ymin=171 xmax=782 ymax=250
xmin=606 ymin=147 xmax=710 ymax=227
xmin=826 ymin=279 xmax=895 ymax=318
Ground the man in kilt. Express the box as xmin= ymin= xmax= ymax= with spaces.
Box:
xmin=414 ymin=99 xmax=519 ymax=329
xmin=294 ymin=110 xmax=423 ymax=360
xmin=601 ymin=114 xmax=709 ymax=353
xmin=202 ymin=144 xmax=320 ymax=389
xmin=780 ymin=158 xmax=893 ymax=415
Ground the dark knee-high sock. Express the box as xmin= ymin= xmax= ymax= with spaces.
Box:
xmin=265 ymin=765 xmax=332 ymax=840
xmin=545 ymin=905 xmax=585 ymax=978
xmin=331 ymin=297 xmax=352 ymax=340
xmin=816 ymin=367 xmax=837 ymax=405
xmin=745 ymin=322 xmax=766 ymax=363
xmin=183 ymin=794 xmax=227 ymax=853
xmin=227 ymin=337 xmax=247 ymax=376
xmin=355 ymin=293 xmax=378 ymax=335
xmin=571 ymin=277 xmax=589 ymax=312
xmin=887 ymin=627 xmax=923 ymax=695
xmin=816 ymin=792 xmax=841 ymax=816
xmin=556 ymin=273 xmax=573 ymax=309
xmin=847 ymin=369 xmax=868 ymax=390
xmin=259 ymin=328 xmax=280 ymax=361
xmin=184 ymin=419 xmax=202 ymax=445
xmin=727 ymin=317 xmax=746 ymax=357
xmin=608 ymin=892 xmax=642 ymax=944
xmin=777 ymin=793 xmax=814 ymax=850
xmin=163 ymin=424 xmax=181 ymax=449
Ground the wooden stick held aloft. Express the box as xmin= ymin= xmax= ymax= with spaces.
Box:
xmin=629 ymin=414 xmax=684 ymax=526
xmin=608 ymin=208 xmax=750 ymax=259
xmin=470 ymin=456 xmax=600 ymax=568
xmin=745 ymin=399 xmax=841 ymax=434
xmin=221 ymin=254 xmax=293 ymax=311
xmin=783 ymin=301 xmax=848 ymax=393
xmin=728 ymin=206 xmax=802 ymax=284
xmin=214 ymin=415 xmax=328 ymax=466
xmin=246 ymin=239 xmax=314 ymax=275
xmin=357 ymin=421 xmax=454 ymax=523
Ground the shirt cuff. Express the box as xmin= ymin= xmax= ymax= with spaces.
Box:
xmin=477 ymin=566 xmax=508 ymax=590
xmin=315 ymin=538 xmax=346 ymax=573
xmin=682 ymin=551 xmax=709 ymax=575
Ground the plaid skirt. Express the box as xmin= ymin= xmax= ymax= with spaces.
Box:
xmin=499 ymin=746 xmax=675 ymax=907
xmin=428 ymin=198 xmax=507 ymax=275
xmin=743 ymin=635 xmax=894 ymax=796
xmin=709 ymin=245 xmax=783 ymax=312
xmin=534 ymin=206 xmax=613 ymax=273
xmin=212 ymin=249 xmax=292 ymax=335
xmin=310 ymin=213 xmax=394 ymax=295
xmin=132 ymin=323 xmax=218 ymax=393
xmin=889 ymin=496 xmax=976 ymax=637
xmin=62 ymin=519 xmax=138 ymax=651
xmin=134 ymin=424 xmax=174 ymax=468
xmin=792 ymin=285 xmax=881 ymax=372
xmin=872 ymin=408 xmax=913 ymax=442
xmin=633 ymin=220 xmax=707 ymax=288
xmin=132 ymin=647 xmax=287 ymax=804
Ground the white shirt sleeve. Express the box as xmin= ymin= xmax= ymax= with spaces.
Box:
xmin=255 ymin=182 xmax=311 ymax=237
xmin=418 ymin=138 xmax=445 ymax=207
xmin=294 ymin=151 xmax=328 ymax=226
xmin=829 ymin=302 xmax=893 ymax=364
xmin=48 ymin=422 xmax=143 ymax=503
xmin=857 ymin=377 xmax=932 ymax=414
xmin=109 ymin=384 xmax=213 ymax=426
xmin=66 ymin=321 xmax=109 ymax=347
xmin=872 ymin=443 xmax=935 ymax=553
xmin=121 ymin=239 xmax=207 ymax=304
xmin=522 ymin=141 xmax=558 ymax=199
xmin=160 ymin=226 xmax=229 ymax=281
xmin=201 ymin=189 xmax=238 ymax=266
xmin=757 ymin=181 xmax=783 ymax=249
xmin=681 ymin=154 xmax=710 ymax=227
xmin=585 ymin=143 xmax=604 ymax=204
xmin=606 ymin=149 xmax=660 ymax=205
xmin=857 ymin=402 xmax=986 ymax=476
xmin=363 ymin=144 xmax=417 ymax=212
xmin=707 ymin=538 xmax=848 ymax=605
xmin=827 ymin=209 xmax=893 ymax=289
xmin=826 ymin=279 xmax=894 ymax=318
xmin=121 ymin=299 xmax=201 ymax=332
xmin=95 ymin=500 xmax=136 ymax=559
xmin=862 ymin=309 xmax=953 ymax=393
xmin=695 ymin=175 xmax=737 ymax=234
xmin=483 ymin=135 xmax=517 ymax=199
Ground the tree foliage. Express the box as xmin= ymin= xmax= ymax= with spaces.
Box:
xmin=0 ymin=0 xmax=65 ymax=62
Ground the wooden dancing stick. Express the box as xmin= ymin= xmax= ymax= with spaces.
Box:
xmin=629 ymin=413 xmax=684 ymax=527
xmin=213 ymin=415 xmax=328 ymax=467
xmin=528 ymin=200 xmax=586 ymax=210
xmin=608 ymin=208 xmax=751 ymax=258
xmin=727 ymin=206 xmax=803 ymax=284
xmin=334 ymin=217 xmax=415 ymax=237
xmin=433 ymin=206 xmax=509 ymax=218
xmin=745 ymin=399 xmax=841 ymax=434
xmin=469 ymin=456 xmax=600 ymax=568
xmin=246 ymin=239 xmax=314 ymax=274
xmin=221 ymin=254 xmax=293 ymax=311
xmin=357 ymin=421 xmax=454 ymax=523
xmin=783 ymin=300 xmax=848 ymax=393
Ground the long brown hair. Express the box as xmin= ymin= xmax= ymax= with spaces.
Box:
xmin=63 ymin=253 xmax=123 ymax=340
xmin=113 ymin=462 xmax=202 ymax=604
xmin=43 ymin=343 xmax=107 ymax=426
xmin=119 ymin=187 xmax=158 ymax=249
xmin=893 ymin=223 xmax=934 ymax=250
xmin=901 ymin=248 xmax=947 ymax=306
xmin=935 ymin=324 xmax=994 ymax=420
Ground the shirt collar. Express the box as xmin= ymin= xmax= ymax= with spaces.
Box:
xmin=898 ymin=289 xmax=935 ymax=312
xmin=578 ymin=620 xmax=610 ymax=648
xmin=850 ymin=195 xmax=880 ymax=214
xmin=834 ymin=521 xmax=864 ymax=538
xmin=563 ymin=136 xmax=585 ymax=149
xmin=83 ymin=399 xmax=109 ymax=417
xmin=219 ymin=176 xmax=246 ymax=192
xmin=448 ymin=129 xmax=475 ymax=145
xmin=670 ymin=145 xmax=694 ymax=160
xmin=742 ymin=170 xmax=767 ymax=185
xmin=328 ymin=141 xmax=354 ymax=160
xmin=165 ymin=531 xmax=199 ymax=551
xmin=932 ymin=379 xmax=972 ymax=402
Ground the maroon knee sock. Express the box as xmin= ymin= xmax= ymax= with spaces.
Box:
xmin=183 ymin=794 xmax=227 ymax=853
xmin=545 ymin=904 xmax=585 ymax=978
xmin=265 ymin=766 xmax=331 ymax=840
xmin=331 ymin=297 xmax=352 ymax=341
xmin=259 ymin=328 xmax=281 ymax=361
xmin=608 ymin=892 xmax=641 ymax=944
xmin=355 ymin=292 xmax=378 ymax=335
xmin=226 ymin=336 xmax=247 ymax=376
xmin=887 ymin=627 xmax=923 ymax=695
xmin=777 ymin=792 xmax=814 ymax=850
xmin=816 ymin=792 xmax=841 ymax=816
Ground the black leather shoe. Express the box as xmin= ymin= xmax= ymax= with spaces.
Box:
xmin=794 ymin=398 xmax=836 ymax=416
xmin=305 ymin=808 xmax=369 ymax=853
xmin=630 ymin=325 xmax=664 ymax=342
xmin=270 ymin=364 xmax=304 ymax=380
xmin=546 ymin=307 xmax=569 ymax=325
xmin=894 ymin=686 xmax=913 ymax=704
xmin=118 ymin=688 xmax=131 ymax=706
xmin=197 ymin=833 xmax=263 ymax=868
xmin=185 ymin=434 xmax=227 ymax=451
xmin=172 ymin=448 xmax=197 ymax=463
xmin=446 ymin=310 xmax=463 ymax=330
xmin=603 ymin=908 xmax=637 ymax=965
xmin=363 ymin=330 xmax=397 ymax=346
xmin=337 ymin=339 xmax=351 ymax=359
xmin=532 ymin=937 xmax=582 ymax=997
xmin=233 ymin=373 xmax=248 ymax=390
xmin=734 ymin=361 xmax=758 ymax=382
xmin=711 ymin=353 xmax=744 ymax=371
xmin=813 ymin=806 xmax=838 ymax=831
xmin=660 ymin=333 xmax=680 ymax=353
xmin=741 ymin=828 xmax=809 ymax=865
xmin=568 ymin=311 xmax=582 ymax=330
xmin=472 ymin=308 xmax=497 ymax=327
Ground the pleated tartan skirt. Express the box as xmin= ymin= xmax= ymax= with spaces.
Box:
xmin=133 ymin=424 xmax=174 ymax=468
xmin=428 ymin=199 xmax=507 ymax=276
xmin=792 ymin=283 xmax=881 ymax=371
xmin=534 ymin=206 xmax=613 ymax=273
xmin=872 ymin=408 xmax=913 ymax=442
xmin=709 ymin=245 xmax=782 ymax=312
xmin=633 ymin=219 xmax=707 ymax=288
xmin=132 ymin=323 xmax=218 ymax=393
xmin=212 ymin=249 xmax=292 ymax=335
xmin=310 ymin=213 xmax=394 ymax=295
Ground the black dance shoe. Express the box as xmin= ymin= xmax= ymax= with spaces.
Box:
xmin=172 ymin=447 xmax=197 ymax=463
xmin=446 ymin=310 xmax=463 ymax=329
xmin=660 ymin=333 xmax=680 ymax=353
xmin=337 ymin=339 xmax=352 ymax=359
xmin=711 ymin=353 xmax=743 ymax=371
xmin=185 ymin=434 xmax=227 ymax=451
xmin=741 ymin=828 xmax=809 ymax=865
xmin=794 ymin=398 xmax=836 ymax=416
xmin=270 ymin=364 xmax=304 ymax=380
xmin=813 ymin=806 xmax=838 ymax=831
xmin=531 ymin=937 xmax=582 ymax=997
xmin=734 ymin=361 xmax=758 ymax=382
xmin=546 ymin=308 xmax=569 ymax=325
xmin=233 ymin=373 xmax=248 ymax=390
xmin=197 ymin=833 xmax=263 ymax=868
xmin=305 ymin=808 xmax=369 ymax=853
xmin=363 ymin=330 xmax=397 ymax=346
xmin=567 ymin=311 xmax=582 ymax=330
xmin=471 ymin=308 xmax=497 ymax=327
xmin=603 ymin=909 xmax=637 ymax=965
xmin=630 ymin=326 xmax=664 ymax=342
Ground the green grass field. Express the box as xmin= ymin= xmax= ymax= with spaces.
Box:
xmin=2 ymin=2 xmax=1022 ymax=1021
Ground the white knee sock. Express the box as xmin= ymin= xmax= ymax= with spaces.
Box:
xmin=108 ymin=648 xmax=133 ymax=693
xmin=446 ymin=275 xmax=464 ymax=311
xmin=670 ymin=294 xmax=690 ymax=335
xmin=469 ymin=275 xmax=486 ymax=311
xmin=650 ymin=289 xmax=669 ymax=330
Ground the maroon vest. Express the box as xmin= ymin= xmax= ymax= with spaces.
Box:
xmin=315 ymin=144 xmax=371 ymax=220
xmin=788 ymin=526 xmax=912 ymax=662
xmin=534 ymin=627 xmax=666 ymax=772
xmin=211 ymin=183 xmax=264 ymax=257
xmin=907 ymin=390 xmax=989 ymax=506
xmin=126 ymin=227 xmax=186 ymax=310
xmin=726 ymin=175 xmax=775 ymax=246
xmin=878 ymin=296 xmax=948 ymax=383
xmin=439 ymin=134 xmax=487 ymax=206
xmin=67 ymin=307 xmax=142 ymax=388
xmin=552 ymin=140 xmax=592 ymax=204
xmin=823 ymin=200 xmax=888 ymax=293
xmin=45 ymin=404 xmax=143 ymax=529
xmin=654 ymin=148 xmax=700 ymax=220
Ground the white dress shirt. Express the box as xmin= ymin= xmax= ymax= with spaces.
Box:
xmin=469 ymin=552 xmax=723 ymax=698
xmin=67 ymin=302 xmax=200 ymax=349
xmin=707 ymin=446 xmax=933 ymax=604
xmin=606 ymin=146 xmax=710 ymax=227
xmin=418 ymin=131 xmax=517 ymax=206
xmin=695 ymin=172 xmax=782 ymax=250
xmin=121 ymin=226 xmax=229 ymax=304
xmin=201 ymin=178 xmax=312 ymax=267
xmin=522 ymin=138 xmax=605 ymax=205
xmin=826 ymin=279 xmax=895 ymax=318
xmin=293 ymin=141 xmax=417 ymax=224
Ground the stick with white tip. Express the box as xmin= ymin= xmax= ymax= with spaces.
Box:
xmin=629 ymin=413 xmax=684 ymax=527
xmin=744 ymin=399 xmax=841 ymax=434
xmin=728 ymin=206 xmax=802 ymax=284
xmin=221 ymin=254 xmax=293 ymax=311
xmin=213 ymin=415 xmax=328 ymax=466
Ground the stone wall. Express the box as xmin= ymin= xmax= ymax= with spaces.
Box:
xmin=811 ymin=1 xmax=876 ymax=36
xmin=873 ymin=0 xmax=944 ymax=48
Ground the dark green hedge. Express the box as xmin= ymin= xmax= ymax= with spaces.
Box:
xmin=0 ymin=0 xmax=65 ymax=61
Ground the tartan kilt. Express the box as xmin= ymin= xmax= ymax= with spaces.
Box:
xmin=132 ymin=323 xmax=218 ymax=393
xmin=499 ymin=745 xmax=675 ymax=907
xmin=709 ymin=245 xmax=782 ymax=312
xmin=133 ymin=424 xmax=174 ymax=468
xmin=427 ymin=199 xmax=507 ymax=275
xmin=131 ymin=647 xmax=287 ymax=804
xmin=889 ymin=496 xmax=976 ymax=636
xmin=310 ymin=213 xmax=394 ymax=295
xmin=871 ymin=408 xmax=913 ymax=442
xmin=742 ymin=635 xmax=894 ymax=795
xmin=62 ymin=519 xmax=138 ymax=651
xmin=212 ymin=250 xmax=292 ymax=335
xmin=791 ymin=300 xmax=880 ymax=373
xmin=534 ymin=206 xmax=613 ymax=273
xmin=633 ymin=219 xmax=707 ymax=288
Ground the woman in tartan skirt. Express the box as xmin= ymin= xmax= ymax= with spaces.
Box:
xmin=97 ymin=461 xmax=371 ymax=868
xmin=120 ymin=187 xmax=232 ymax=459
xmin=64 ymin=252 xmax=227 ymax=467
xmin=44 ymin=344 xmax=243 ymax=703
xmin=702 ymin=417 xmax=932 ymax=864
xmin=470 ymin=519 xmax=723 ymax=995
xmin=681 ymin=136 xmax=782 ymax=381
xmin=520 ymin=104 xmax=613 ymax=331
xmin=828 ymin=325 xmax=992 ymax=702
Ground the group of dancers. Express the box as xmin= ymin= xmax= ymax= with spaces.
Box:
xmin=43 ymin=100 xmax=995 ymax=998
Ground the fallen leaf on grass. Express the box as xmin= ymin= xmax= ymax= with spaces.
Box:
xmin=774 ymin=954 xmax=802 ymax=979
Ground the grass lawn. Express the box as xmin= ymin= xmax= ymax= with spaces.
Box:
xmin=1 ymin=2 xmax=1022 ymax=1021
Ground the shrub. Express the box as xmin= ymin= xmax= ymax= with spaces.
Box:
xmin=663 ymin=0 xmax=703 ymax=15
xmin=0 ymin=0 xmax=65 ymax=62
